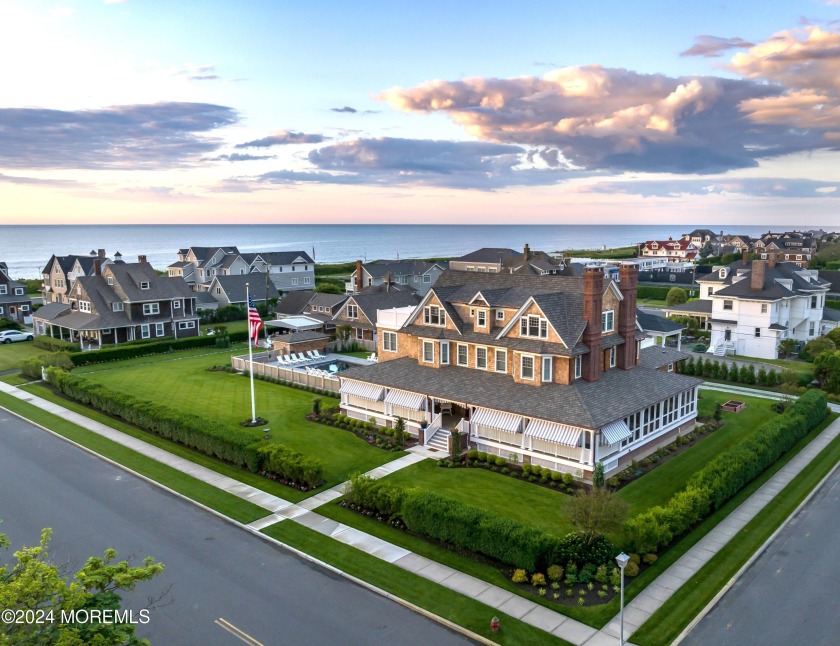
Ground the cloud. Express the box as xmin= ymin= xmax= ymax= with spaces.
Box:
xmin=172 ymin=64 xmax=222 ymax=81
xmin=330 ymin=106 xmax=358 ymax=113
xmin=681 ymin=35 xmax=755 ymax=57
xmin=0 ymin=103 xmax=238 ymax=170
xmin=581 ymin=177 xmax=840 ymax=198
xmin=235 ymin=131 xmax=328 ymax=148
xmin=207 ymin=153 xmax=276 ymax=162
xmin=0 ymin=172 xmax=78 ymax=186
xmin=378 ymin=25 xmax=840 ymax=175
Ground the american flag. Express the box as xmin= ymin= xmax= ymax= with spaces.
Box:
xmin=248 ymin=294 xmax=263 ymax=341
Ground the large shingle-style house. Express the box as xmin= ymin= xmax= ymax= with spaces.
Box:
xmin=242 ymin=251 xmax=315 ymax=292
xmin=332 ymin=291 xmax=422 ymax=349
xmin=639 ymin=238 xmax=698 ymax=262
xmin=345 ymin=259 xmax=445 ymax=296
xmin=33 ymin=258 xmax=199 ymax=349
xmin=0 ymin=262 xmax=32 ymax=324
xmin=681 ymin=229 xmax=719 ymax=247
xmin=206 ymin=275 xmax=276 ymax=308
xmin=449 ymin=248 xmax=519 ymax=272
xmin=338 ymin=266 xmax=700 ymax=479
xmin=665 ymin=256 xmax=833 ymax=359
xmin=42 ymin=249 xmax=119 ymax=304
xmin=170 ymin=247 xmax=247 ymax=291
xmin=449 ymin=245 xmax=573 ymax=276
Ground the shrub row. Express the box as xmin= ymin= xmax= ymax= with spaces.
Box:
xmin=625 ymin=390 xmax=828 ymax=553
xmin=69 ymin=335 xmax=226 ymax=366
xmin=258 ymin=444 xmax=324 ymax=487
xmin=679 ymin=356 xmax=784 ymax=386
xmin=20 ymin=351 xmax=73 ymax=380
xmin=34 ymin=336 xmax=77 ymax=352
xmin=344 ymin=475 xmax=615 ymax=571
xmin=636 ymin=285 xmax=673 ymax=300
xmin=45 ymin=367 xmax=262 ymax=472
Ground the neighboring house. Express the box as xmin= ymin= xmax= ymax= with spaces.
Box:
xmin=244 ymin=251 xmax=315 ymax=292
xmin=172 ymin=246 xmax=245 ymax=291
xmin=0 ymin=262 xmax=32 ymax=324
xmin=303 ymin=292 xmax=348 ymax=331
xmin=274 ymin=290 xmax=317 ymax=318
xmin=667 ymin=257 xmax=832 ymax=359
xmin=332 ymin=291 xmax=421 ymax=349
xmin=719 ymin=235 xmax=754 ymax=252
xmin=345 ymin=259 xmax=445 ymax=296
xmin=681 ymin=229 xmax=719 ymax=247
xmin=821 ymin=270 xmax=840 ymax=298
xmin=358 ymin=281 xmax=418 ymax=295
xmin=450 ymin=245 xmax=576 ymax=277
xmin=206 ymin=275 xmax=276 ymax=308
xmin=337 ymin=265 xmax=700 ymax=480
xmin=167 ymin=260 xmax=196 ymax=285
xmin=32 ymin=258 xmax=200 ymax=349
xmin=42 ymin=249 xmax=118 ymax=304
xmin=639 ymin=239 xmax=698 ymax=262
xmin=449 ymin=247 xmax=519 ymax=273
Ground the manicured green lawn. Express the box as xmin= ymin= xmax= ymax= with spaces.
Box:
xmin=0 ymin=392 xmax=267 ymax=523
xmin=0 ymin=341 xmax=41 ymax=372
xmin=384 ymin=459 xmax=576 ymax=535
xmin=618 ymin=391 xmax=776 ymax=515
xmin=72 ymin=349 xmax=400 ymax=487
xmin=262 ymin=521 xmax=571 ymax=645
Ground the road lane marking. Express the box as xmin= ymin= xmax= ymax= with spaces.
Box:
xmin=214 ymin=617 xmax=265 ymax=646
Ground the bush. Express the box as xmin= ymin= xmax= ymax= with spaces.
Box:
xmin=547 ymin=564 xmax=564 ymax=582
xmin=495 ymin=456 xmax=506 ymax=466
xmin=624 ymin=561 xmax=640 ymax=577
xmin=511 ymin=569 xmax=528 ymax=584
xmin=258 ymin=444 xmax=325 ymax=487
xmin=643 ymin=553 xmax=658 ymax=565
xmin=344 ymin=474 xmax=407 ymax=518
xmin=531 ymin=573 xmax=547 ymax=587
xmin=801 ymin=336 xmax=836 ymax=362
xmin=33 ymin=336 xmax=77 ymax=352
xmin=20 ymin=351 xmax=74 ymax=379
xmin=666 ymin=287 xmax=688 ymax=306
xmin=562 ymin=472 xmax=575 ymax=486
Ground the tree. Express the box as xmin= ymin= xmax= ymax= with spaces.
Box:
xmin=666 ymin=287 xmax=688 ymax=307
xmin=778 ymin=338 xmax=797 ymax=359
xmin=394 ymin=416 xmax=406 ymax=448
xmin=592 ymin=462 xmax=605 ymax=489
xmin=814 ymin=350 xmax=840 ymax=394
xmin=800 ymin=336 xmax=837 ymax=362
xmin=826 ymin=328 xmax=840 ymax=346
xmin=699 ymin=241 xmax=714 ymax=258
xmin=0 ymin=526 xmax=164 ymax=645
xmin=315 ymin=282 xmax=343 ymax=294
xmin=568 ymin=489 xmax=628 ymax=546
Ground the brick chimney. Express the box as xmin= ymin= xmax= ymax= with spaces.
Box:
xmin=742 ymin=251 xmax=748 ymax=266
xmin=138 ymin=255 xmax=147 ymax=264
xmin=93 ymin=259 xmax=102 ymax=276
xmin=751 ymin=259 xmax=766 ymax=291
xmin=617 ymin=264 xmax=638 ymax=369
xmin=98 ymin=249 xmax=106 ymax=258
xmin=768 ymin=253 xmax=776 ymax=268
xmin=355 ymin=260 xmax=363 ymax=293
xmin=582 ymin=266 xmax=604 ymax=382
xmin=524 ymin=243 xmax=531 ymax=261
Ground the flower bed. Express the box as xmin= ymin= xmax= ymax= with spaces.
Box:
xmin=309 ymin=410 xmax=417 ymax=452
xmin=438 ymin=451 xmax=583 ymax=495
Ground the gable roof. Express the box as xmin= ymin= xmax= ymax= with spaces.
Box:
xmin=253 ymin=251 xmax=314 ymax=266
xmin=309 ymin=292 xmax=348 ymax=308
xmin=340 ymin=291 xmax=421 ymax=325
xmin=636 ymin=308 xmax=685 ymax=333
xmin=274 ymin=289 xmax=316 ymax=315
xmin=104 ymin=262 xmax=193 ymax=302
xmin=210 ymin=275 xmax=275 ymax=303
xmin=454 ymin=248 xmax=520 ymax=264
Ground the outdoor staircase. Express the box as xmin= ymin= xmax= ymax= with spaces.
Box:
xmin=425 ymin=428 xmax=450 ymax=455
xmin=708 ymin=340 xmax=735 ymax=357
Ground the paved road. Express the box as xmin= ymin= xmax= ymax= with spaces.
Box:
xmin=0 ymin=409 xmax=472 ymax=646
xmin=683 ymin=466 xmax=840 ymax=646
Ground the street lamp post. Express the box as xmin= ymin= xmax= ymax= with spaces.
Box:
xmin=615 ymin=552 xmax=630 ymax=646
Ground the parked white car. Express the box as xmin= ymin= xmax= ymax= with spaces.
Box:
xmin=0 ymin=330 xmax=34 ymax=344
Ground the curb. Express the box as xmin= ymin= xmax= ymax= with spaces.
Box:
xmin=672 ymin=443 xmax=840 ymax=645
xmin=0 ymin=400 xmax=496 ymax=646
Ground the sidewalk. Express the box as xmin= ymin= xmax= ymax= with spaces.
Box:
xmin=2 ymin=378 xmax=838 ymax=645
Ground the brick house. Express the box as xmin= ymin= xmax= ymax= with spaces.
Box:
xmin=33 ymin=258 xmax=200 ymax=349
xmin=338 ymin=266 xmax=700 ymax=480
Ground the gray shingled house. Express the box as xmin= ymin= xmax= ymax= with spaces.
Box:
xmin=338 ymin=265 xmax=700 ymax=480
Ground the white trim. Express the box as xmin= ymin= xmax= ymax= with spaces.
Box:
xmin=520 ymin=354 xmax=535 ymax=380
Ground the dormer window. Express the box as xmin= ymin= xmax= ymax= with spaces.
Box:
xmin=107 ymin=276 xmax=114 ymax=285
xmin=601 ymin=310 xmax=615 ymax=333
xmin=423 ymin=305 xmax=446 ymax=326
xmin=140 ymin=281 xmax=150 ymax=290
xmin=496 ymin=310 xmax=505 ymax=321
xmin=477 ymin=310 xmax=486 ymax=328
xmin=520 ymin=315 xmax=547 ymax=338
xmin=113 ymin=302 xmax=124 ymax=312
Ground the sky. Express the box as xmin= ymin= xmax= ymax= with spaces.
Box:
xmin=1 ymin=0 xmax=839 ymax=226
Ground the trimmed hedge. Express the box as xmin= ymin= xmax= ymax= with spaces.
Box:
xmin=258 ymin=444 xmax=324 ymax=488
xmin=344 ymin=475 xmax=615 ymax=572
xmin=624 ymin=390 xmax=828 ymax=553
xmin=69 ymin=334 xmax=224 ymax=366
xmin=45 ymin=367 xmax=262 ymax=472
xmin=637 ymin=285 xmax=673 ymax=300
xmin=34 ymin=336 xmax=77 ymax=352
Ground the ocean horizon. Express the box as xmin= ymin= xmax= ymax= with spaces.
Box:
xmin=1 ymin=223 xmax=835 ymax=279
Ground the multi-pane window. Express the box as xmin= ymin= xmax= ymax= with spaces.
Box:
xmin=140 ymin=281 xmax=150 ymax=290
xmin=754 ymin=327 xmax=761 ymax=338
xmin=495 ymin=349 xmax=507 ymax=372
xmin=457 ymin=344 xmax=468 ymax=366
xmin=141 ymin=324 xmax=150 ymax=339
xmin=440 ymin=341 xmax=450 ymax=365
xmin=723 ymin=300 xmax=733 ymax=311
xmin=383 ymin=331 xmax=398 ymax=352
xmin=496 ymin=310 xmax=505 ymax=321
xmin=113 ymin=302 xmax=124 ymax=312
xmin=601 ymin=310 xmax=615 ymax=333
xmin=422 ymin=341 xmax=435 ymax=363
xmin=424 ymin=305 xmax=446 ymax=326
xmin=521 ymin=355 xmax=535 ymax=380
xmin=156 ymin=323 xmax=165 ymax=337
xmin=761 ymin=304 xmax=767 ymax=314
xmin=476 ymin=347 xmax=487 ymax=369
xmin=346 ymin=304 xmax=358 ymax=319
xmin=173 ymin=300 xmax=181 ymax=310
xmin=143 ymin=303 xmax=160 ymax=315
xmin=811 ymin=295 xmax=818 ymax=308
xmin=542 ymin=356 xmax=552 ymax=382
xmin=477 ymin=310 xmax=486 ymax=328
xmin=520 ymin=315 xmax=547 ymax=338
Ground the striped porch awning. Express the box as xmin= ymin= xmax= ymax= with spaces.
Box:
xmin=339 ymin=379 xmax=385 ymax=401
xmin=601 ymin=419 xmax=632 ymax=445
xmin=525 ymin=419 xmax=583 ymax=447
xmin=471 ymin=407 xmax=523 ymax=433
xmin=384 ymin=388 xmax=425 ymax=410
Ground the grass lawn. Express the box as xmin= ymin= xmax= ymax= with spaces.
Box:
xmin=1 ymin=373 xmax=32 ymax=386
xmin=0 ymin=392 xmax=268 ymax=524
xmin=71 ymin=348 xmax=400 ymax=488
xmin=0 ymin=341 xmax=41 ymax=372
xmin=632 ymin=412 xmax=840 ymax=645
xmin=384 ymin=459 xmax=577 ymax=535
xmin=262 ymin=521 xmax=571 ymax=645
xmin=335 ymin=350 xmax=371 ymax=359
xmin=618 ymin=391 xmax=777 ymax=515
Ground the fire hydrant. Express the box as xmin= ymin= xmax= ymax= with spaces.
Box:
xmin=490 ymin=616 xmax=500 ymax=633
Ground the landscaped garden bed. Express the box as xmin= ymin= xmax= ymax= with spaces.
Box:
xmin=310 ymin=407 xmax=418 ymax=452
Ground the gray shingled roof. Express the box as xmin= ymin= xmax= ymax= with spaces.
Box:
xmin=454 ymin=248 xmax=520 ymax=263
xmin=279 ymin=330 xmax=330 ymax=342
xmin=822 ymin=308 xmax=840 ymax=322
xmin=666 ymin=300 xmax=713 ymax=314
xmin=275 ymin=290 xmax=316 ymax=315
xmin=211 ymin=274 xmax=276 ymax=304
xmin=362 ymin=260 xmax=439 ymax=279
xmin=638 ymin=345 xmax=691 ymax=369
xmin=105 ymin=263 xmax=194 ymax=302
xmin=32 ymin=302 xmax=71 ymax=322
xmin=255 ymin=251 xmax=314 ymax=265
xmin=637 ymin=309 xmax=685 ymax=333
xmin=309 ymin=293 xmax=347 ymax=308
xmin=342 ymin=291 xmax=421 ymax=324
xmin=341 ymin=356 xmax=700 ymax=429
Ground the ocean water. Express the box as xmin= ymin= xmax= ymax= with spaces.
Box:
xmin=0 ymin=224 xmax=833 ymax=279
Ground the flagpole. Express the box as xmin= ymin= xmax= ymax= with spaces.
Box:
xmin=246 ymin=283 xmax=257 ymax=423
